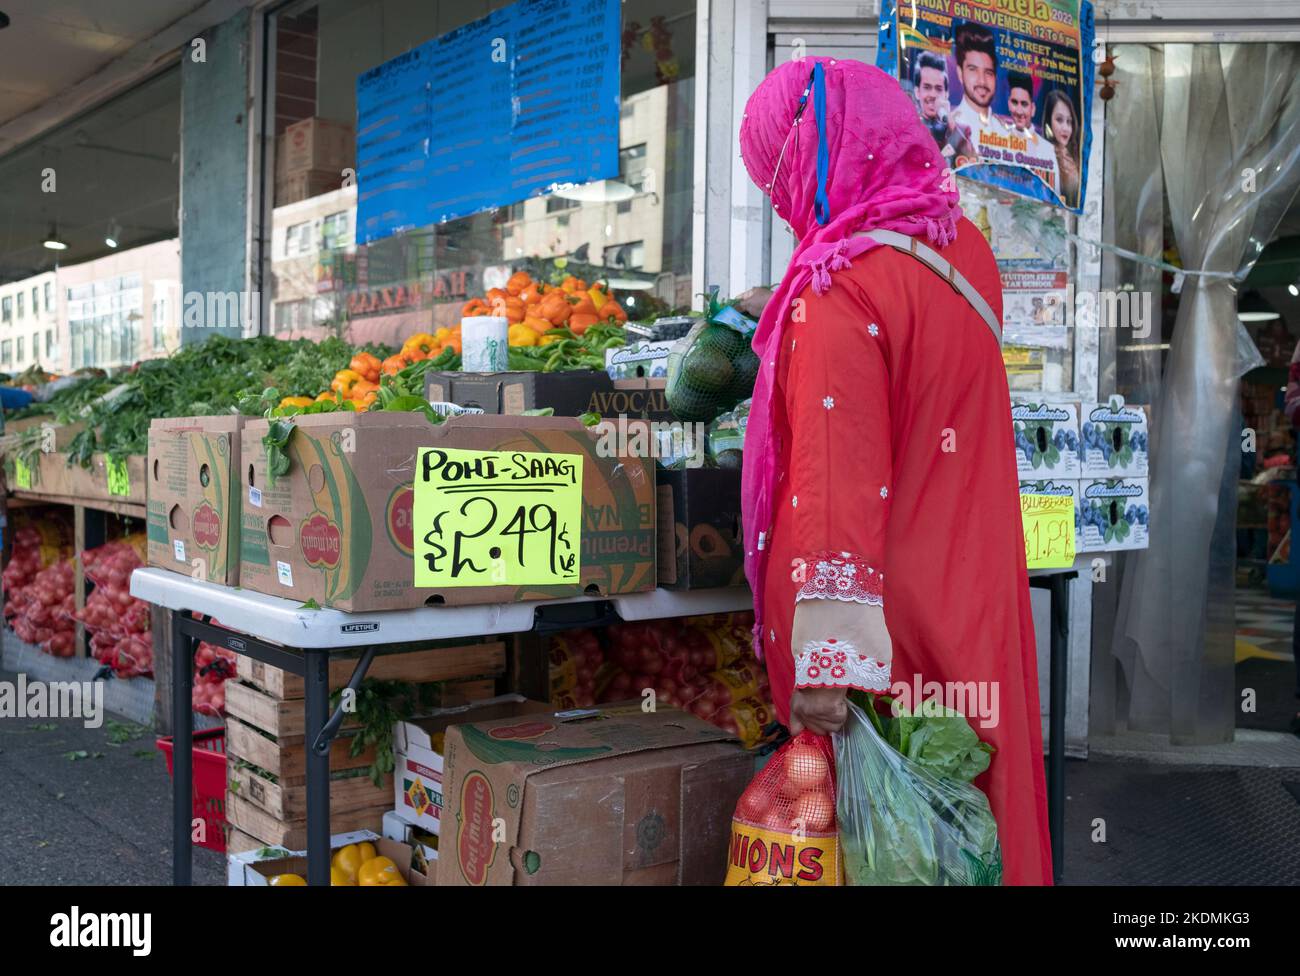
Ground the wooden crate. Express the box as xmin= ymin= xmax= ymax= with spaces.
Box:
xmin=235 ymin=641 xmax=506 ymax=699
xmin=228 ymin=763 xmax=390 ymax=821
xmin=224 ymin=715 xmax=374 ymax=783
xmin=224 ymin=640 xmax=505 ymax=847
xmin=225 ymin=793 xmax=389 ymax=851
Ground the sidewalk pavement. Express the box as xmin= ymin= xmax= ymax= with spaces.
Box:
xmin=1 ymin=664 xmax=1298 ymax=885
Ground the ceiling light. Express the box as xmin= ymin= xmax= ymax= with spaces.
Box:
xmin=42 ymin=225 xmax=68 ymax=251
xmin=105 ymin=221 xmax=121 ymax=248
xmin=1238 ymin=291 xmax=1279 ymax=323
xmin=1289 ymin=283 xmax=1299 ymax=297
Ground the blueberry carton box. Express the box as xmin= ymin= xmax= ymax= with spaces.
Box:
xmin=1079 ymin=395 xmax=1149 ymax=477
xmin=1079 ymin=477 xmax=1149 ymax=551
xmin=1011 ymin=399 xmax=1081 ymax=478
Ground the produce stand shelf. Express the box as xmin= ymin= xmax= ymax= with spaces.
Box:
xmin=130 ymin=567 xmax=753 ymax=885
xmin=10 ymin=491 xmax=147 ymax=521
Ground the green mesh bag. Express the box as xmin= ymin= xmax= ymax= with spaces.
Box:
xmin=665 ymin=313 xmax=760 ymax=423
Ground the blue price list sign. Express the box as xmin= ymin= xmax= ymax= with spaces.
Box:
xmin=356 ymin=0 xmax=622 ymax=244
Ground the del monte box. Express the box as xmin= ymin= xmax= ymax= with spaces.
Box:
xmin=239 ymin=411 xmax=655 ymax=611
xmin=147 ymin=416 xmax=245 ymax=584
xmin=438 ymin=704 xmax=751 ymax=885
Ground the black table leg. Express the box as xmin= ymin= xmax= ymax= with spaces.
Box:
xmin=1047 ymin=574 xmax=1068 ymax=884
xmin=171 ymin=611 xmax=196 ymax=885
xmin=304 ymin=649 xmax=331 ymax=886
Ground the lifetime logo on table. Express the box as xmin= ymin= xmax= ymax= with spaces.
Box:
xmin=412 ymin=448 xmax=584 ymax=587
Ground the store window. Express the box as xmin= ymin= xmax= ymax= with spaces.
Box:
xmin=45 ymin=330 xmax=54 ymax=359
xmin=66 ymin=275 xmax=143 ymax=369
xmin=16 ymin=336 xmax=24 ymax=363
xmin=1 ymin=341 xmax=10 ymax=366
xmin=1 ymin=297 xmax=10 ymax=322
xmin=264 ymin=0 xmax=697 ymax=345
xmin=16 ymin=292 xmax=23 ymax=319
xmin=153 ymin=295 xmax=168 ymax=348
xmin=0 ymin=69 xmax=179 ymax=297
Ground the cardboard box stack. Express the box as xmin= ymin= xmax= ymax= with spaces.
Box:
xmin=1013 ymin=394 xmax=1151 ymax=556
xmin=275 ymin=117 xmax=354 ymax=205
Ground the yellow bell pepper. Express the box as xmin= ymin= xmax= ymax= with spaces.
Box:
xmin=402 ymin=333 xmax=438 ymax=361
xmin=331 ymin=369 xmax=363 ymax=396
xmin=278 ymin=396 xmax=314 ymax=409
xmin=508 ymin=323 xmax=538 ymax=347
xmin=539 ymin=332 xmax=565 ymax=345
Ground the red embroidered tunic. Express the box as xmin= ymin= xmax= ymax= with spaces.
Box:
xmin=759 ymin=218 xmax=1054 ymax=886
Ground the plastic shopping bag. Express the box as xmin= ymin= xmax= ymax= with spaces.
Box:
xmin=834 ymin=700 xmax=1003 ymax=885
xmin=724 ymin=732 xmax=840 ymax=885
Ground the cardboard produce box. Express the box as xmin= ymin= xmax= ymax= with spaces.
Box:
xmin=227 ymin=829 xmax=430 ymax=886
xmin=239 ymin=412 xmax=655 ymax=610
xmin=392 ymin=695 xmax=553 ymax=836
xmin=1079 ymin=395 xmax=1149 ymax=477
xmin=147 ymin=416 xmax=244 ymax=584
xmin=426 ymin=371 xmax=673 ymax=420
xmin=279 ymin=117 xmax=355 ymax=175
xmin=1011 ymin=398 xmax=1081 ymax=478
xmin=656 ymin=468 xmax=745 ymax=589
xmin=438 ymin=703 xmax=752 ymax=885
xmin=1079 ymin=477 xmax=1149 ymax=551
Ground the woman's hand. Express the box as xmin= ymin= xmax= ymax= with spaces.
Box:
xmin=789 ymin=686 xmax=849 ymax=736
xmin=734 ymin=286 xmax=773 ymax=320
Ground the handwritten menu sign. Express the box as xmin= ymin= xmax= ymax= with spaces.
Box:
xmin=1021 ymin=493 xmax=1076 ymax=570
xmin=413 ymin=448 xmax=583 ymax=587
xmin=356 ymin=0 xmax=621 ymax=245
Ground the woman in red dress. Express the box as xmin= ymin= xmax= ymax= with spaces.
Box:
xmin=738 ymin=58 xmax=1053 ymax=885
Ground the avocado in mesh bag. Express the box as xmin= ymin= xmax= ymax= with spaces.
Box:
xmin=666 ymin=315 xmax=759 ymax=423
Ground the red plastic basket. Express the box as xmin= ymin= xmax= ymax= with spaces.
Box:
xmin=157 ymin=728 xmax=229 ymax=854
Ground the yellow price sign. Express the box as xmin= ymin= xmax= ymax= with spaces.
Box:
xmin=413 ymin=448 xmax=583 ymax=587
xmin=13 ymin=457 xmax=33 ymax=490
xmin=107 ymin=457 xmax=131 ymax=497
xmin=1022 ymin=493 xmax=1076 ymax=570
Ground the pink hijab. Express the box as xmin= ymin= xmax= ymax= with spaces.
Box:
xmin=738 ymin=58 xmax=962 ymax=656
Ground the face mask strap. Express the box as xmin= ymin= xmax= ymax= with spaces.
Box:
xmin=813 ymin=62 xmax=831 ymax=226
xmin=770 ymin=68 xmax=816 ymax=197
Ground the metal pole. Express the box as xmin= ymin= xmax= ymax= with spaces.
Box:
xmin=171 ymin=612 xmax=195 ymax=885
xmin=1048 ymin=574 xmax=1068 ymax=883
xmin=303 ymin=649 xmax=331 ymax=886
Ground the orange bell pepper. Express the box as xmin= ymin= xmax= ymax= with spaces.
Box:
xmin=350 ymin=352 xmax=382 ymax=383
xmin=598 ymin=300 xmax=627 ymax=322
xmin=381 ymin=354 xmax=407 ymax=377
xmin=569 ymin=312 xmax=599 ymax=335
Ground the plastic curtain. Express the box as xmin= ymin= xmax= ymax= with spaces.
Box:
xmin=1108 ymin=43 xmax=1300 ymax=744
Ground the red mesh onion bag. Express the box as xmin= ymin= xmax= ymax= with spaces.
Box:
xmin=724 ymin=731 xmax=840 ymax=886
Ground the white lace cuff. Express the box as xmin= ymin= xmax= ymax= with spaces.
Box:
xmin=795 ymin=550 xmax=884 ymax=606
xmin=795 ymin=638 xmax=891 ymax=692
